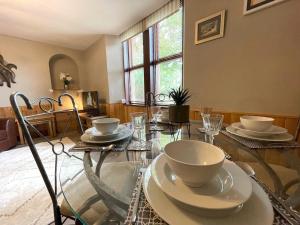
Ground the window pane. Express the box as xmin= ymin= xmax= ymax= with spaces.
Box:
xmin=155 ymin=58 xmax=182 ymax=96
xmin=158 ymin=9 xmax=182 ymax=59
xmin=131 ymin=33 xmax=144 ymax=66
xmin=130 ymin=68 xmax=145 ymax=102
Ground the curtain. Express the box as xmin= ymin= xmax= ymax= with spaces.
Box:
xmin=120 ymin=0 xmax=182 ymax=41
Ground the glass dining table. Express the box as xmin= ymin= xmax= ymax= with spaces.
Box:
xmin=59 ymin=121 xmax=300 ymax=225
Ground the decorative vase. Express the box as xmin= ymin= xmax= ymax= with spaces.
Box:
xmin=64 ymin=84 xmax=68 ymax=90
xmin=169 ymin=105 xmax=190 ymax=123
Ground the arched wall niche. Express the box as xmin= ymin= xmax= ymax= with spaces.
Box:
xmin=49 ymin=54 xmax=80 ymax=90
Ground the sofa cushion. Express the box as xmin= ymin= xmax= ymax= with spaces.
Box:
xmin=0 ymin=130 xmax=7 ymax=141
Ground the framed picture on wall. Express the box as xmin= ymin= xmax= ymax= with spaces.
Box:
xmin=243 ymin=0 xmax=288 ymax=15
xmin=195 ymin=10 xmax=226 ymax=45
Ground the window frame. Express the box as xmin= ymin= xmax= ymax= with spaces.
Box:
xmin=152 ymin=13 xmax=183 ymax=96
xmin=123 ymin=33 xmax=145 ymax=104
xmin=123 ymin=8 xmax=183 ymax=105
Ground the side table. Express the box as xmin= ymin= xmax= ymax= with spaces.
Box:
xmin=16 ymin=114 xmax=56 ymax=144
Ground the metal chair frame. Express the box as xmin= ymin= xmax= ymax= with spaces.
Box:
xmin=145 ymin=91 xmax=170 ymax=121
xmin=145 ymin=91 xmax=190 ymax=140
xmin=10 ymin=92 xmax=84 ymax=225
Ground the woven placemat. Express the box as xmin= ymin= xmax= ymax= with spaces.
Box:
xmin=124 ymin=173 xmax=297 ymax=225
xmin=124 ymin=173 xmax=167 ymax=225
xmin=221 ymin=131 xmax=300 ymax=149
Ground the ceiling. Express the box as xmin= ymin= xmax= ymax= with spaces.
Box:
xmin=0 ymin=0 xmax=169 ymax=50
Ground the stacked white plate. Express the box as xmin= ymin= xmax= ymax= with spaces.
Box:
xmin=226 ymin=122 xmax=293 ymax=142
xmin=143 ymin=153 xmax=274 ymax=225
xmin=80 ymin=124 xmax=133 ymax=144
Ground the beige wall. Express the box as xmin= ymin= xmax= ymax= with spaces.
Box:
xmin=0 ymin=34 xmax=124 ymax=107
xmin=184 ymin=0 xmax=300 ymax=116
xmin=82 ymin=37 xmax=109 ymax=103
xmin=82 ymin=35 xmax=124 ymax=104
xmin=49 ymin=55 xmax=80 ymax=90
xmin=105 ymin=35 xmax=125 ymax=103
xmin=0 ymin=35 xmax=85 ymax=106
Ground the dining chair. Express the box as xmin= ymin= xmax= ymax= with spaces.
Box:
xmin=9 ymin=92 xmax=110 ymax=225
xmin=145 ymin=91 xmax=185 ymax=138
xmin=145 ymin=91 xmax=170 ymax=122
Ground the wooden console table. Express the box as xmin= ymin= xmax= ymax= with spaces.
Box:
xmin=16 ymin=114 xmax=56 ymax=144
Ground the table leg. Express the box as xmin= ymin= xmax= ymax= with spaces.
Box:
xmin=176 ymin=125 xmax=180 ymax=141
xmin=52 ymin=118 xmax=57 ymax=137
xmin=48 ymin=121 xmax=53 ymax=137
xmin=187 ymin=123 xmax=191 ymax=139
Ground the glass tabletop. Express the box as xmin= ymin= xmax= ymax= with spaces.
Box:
xmin=59 ymin=121 xmax=300 ymax=224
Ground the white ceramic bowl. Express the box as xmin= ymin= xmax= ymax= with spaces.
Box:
xmin=164 ymin=140 xmax=225 ymax=187
xmin=92 ymin=118 xmax=120 ymax=134
xmin=240 ymin=116 xmax=274 ymax=131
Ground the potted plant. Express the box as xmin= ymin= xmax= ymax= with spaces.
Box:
xmin=168 ymin=87 xmax=191 ymax=123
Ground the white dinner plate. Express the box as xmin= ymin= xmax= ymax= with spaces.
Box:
xmin=231 ymin=122 xmax=287 ymax=137
xmin=151 ymin=154 xmax=252 ymax=215
xmin=143 ymin=166 xmax=274 ymax=225
xmin=81 ymin=125 xmax=133 ymax=144
xmin=226 ymin=126 xmax=293 ymax=142
xmin=85 ymin=125 xmax=123 ymax=140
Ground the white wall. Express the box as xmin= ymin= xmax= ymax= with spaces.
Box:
xmin=0 ymin=35 xmax=85 ymax=106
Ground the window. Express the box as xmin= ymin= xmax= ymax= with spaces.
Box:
xmin=123 ymin=9 xmax=183 ymax=104
xmin=155 ymin=9 xmax=183 ymax=96
xmin=123 ymin=33 xmax=145 ymax=103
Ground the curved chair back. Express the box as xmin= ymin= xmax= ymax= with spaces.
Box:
xmin=10 ymin=92 xmax=84 ymax=225
xmin=145 ymin=91 xmax=171 ymax=121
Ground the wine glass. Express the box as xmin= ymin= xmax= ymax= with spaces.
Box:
xmin=150 ymin=106 xmax=164 ymax=131
xmin=202 ymin=114 xmax=224 ymax=144
xmin=131 ymin=112 xmax=147 ymax=149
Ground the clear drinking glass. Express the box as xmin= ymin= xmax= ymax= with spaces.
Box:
xmin=131 ymin=112 xmax=147 ymax=149
xmin=150 ymin=138 xmax=162 ymax=159
xmin=150 ymin=106 xmax=164 ymax=131
xmin=202 ymin=114 xmax=224 ymax=144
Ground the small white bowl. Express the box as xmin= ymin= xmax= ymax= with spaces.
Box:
xmin=240 ymin=116 xmax=274 ymax=132
xmin=92 ymin=118 xmax=120 ymax=134
xmin=164 ymin=140 xmax=225 ymax=187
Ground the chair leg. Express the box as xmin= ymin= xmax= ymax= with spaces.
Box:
xmin=47 ymin=216 xmax=72 ymax=225
xmin=61 ymin=217 xmax=68 ymax=224
xmin=75 ymin=219 xmax=83 ymax=225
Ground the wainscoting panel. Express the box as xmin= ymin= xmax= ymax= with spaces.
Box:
xmin=104 ymin=104 xmax=300 ymax=142
xmin=1 ymin=104 xmax=299 ymax=142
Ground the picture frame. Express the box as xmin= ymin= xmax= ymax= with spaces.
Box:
xmin=243 ymin=0 xmax=288 ymax=15
xmin=195 ymin=10 xmax=226 ymax=45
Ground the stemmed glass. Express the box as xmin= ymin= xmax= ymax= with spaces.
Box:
xmin=202 ymin=114 xmax=224 ymax=144
xmin=131 ymin=112 xmax=147 ymax=150
xmin=150 ymin=106 xmax=164 ymax=131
